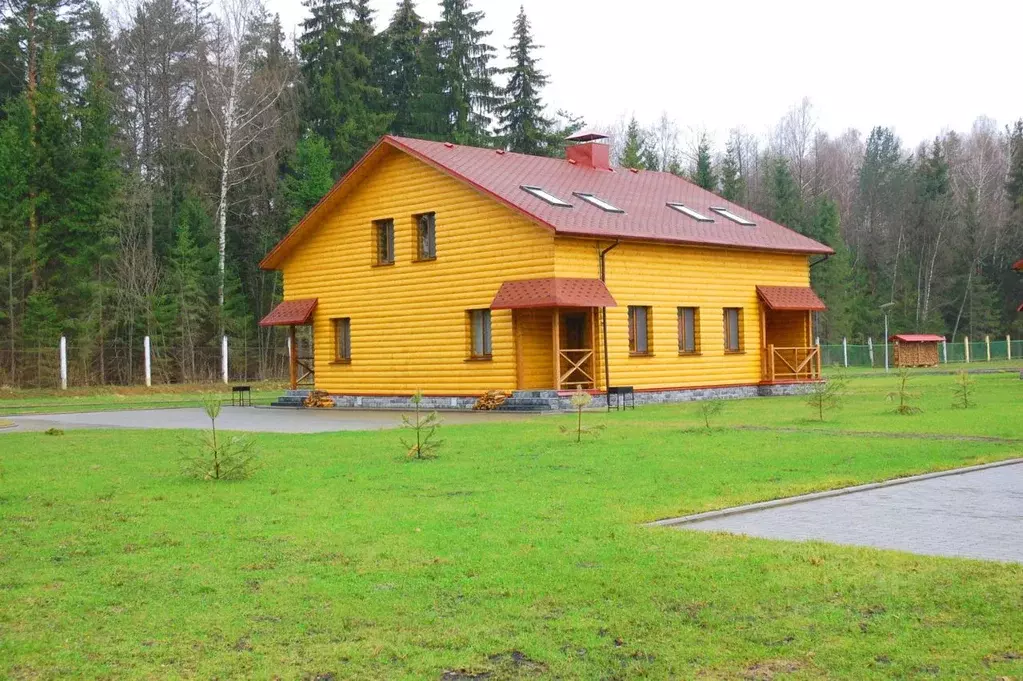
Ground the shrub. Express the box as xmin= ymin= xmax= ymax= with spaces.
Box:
xmin=697 ymin=400 xmax=724 ymax=429
xmin=559 ymin=390 xmax=605 ymax=443
xmin=401 ymin=391 xmax=443 ymax=460
xmin=951 ymin=369 xmax=974 ymax=409
xmin=886 ymin=367 xmax=921 ymax=415
xmin=183 ymin=394 xmax=258 ymax=480
xmin=805 ymin=373 xmax=846 ymax=421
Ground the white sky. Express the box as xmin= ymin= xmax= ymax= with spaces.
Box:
xmin=265 ymin=0 xmax=1022 ymax=150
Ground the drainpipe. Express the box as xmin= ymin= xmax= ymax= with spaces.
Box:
xmin=810 ymin=254 xmax=831 ymax=269
xmin=599 ymin=240 xmax=620 ymax=412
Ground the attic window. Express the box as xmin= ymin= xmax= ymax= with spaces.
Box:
xmin=573 ymin=193 xmax=624 ymax=213
xmin=711 ymin=207 xmax=756 ymax=226
xmin=667 ymin=203 xmax=714 ymax=222
xmin=521 ymin=185 xmax=572 ymax=207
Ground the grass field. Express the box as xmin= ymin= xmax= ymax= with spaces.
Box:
xmin=0 ymin=373 xmax=1021 ymax=679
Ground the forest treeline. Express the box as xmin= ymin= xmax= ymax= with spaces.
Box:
xmin=0 ymin=0 xmax=1021 ymax=385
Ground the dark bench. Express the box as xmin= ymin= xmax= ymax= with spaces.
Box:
xmin=607 ymin=386 xmax=635 ymax=411
xmin=231 ymin=385 xmax=252 ymax=406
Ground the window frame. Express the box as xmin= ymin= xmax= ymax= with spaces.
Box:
xmin=520 ymin=185 xmax=573 ymax=207
xmin=467 ymin=309 xmax=493 ymax=360
xmin=332 ymin=317 xmax=351 ymax=363
xmin=667 ymin=202 xmax=714 ymax=222
xmin=711 ymin=206 xmax=756 ymax=226
xmin=414 ymin=212 xmax=437 ymax=262
xmin=628 ymin=305 xmax=652 ymax=356
xmin=573 ymin=192 xmax=624 ymax=213
xmin=723 ymin=307 xmax=744 ymax=353
xmin=677 ymin=306 xmax=700 ymax=355
xmin=374 ymin=218 xmax=395 ymax=265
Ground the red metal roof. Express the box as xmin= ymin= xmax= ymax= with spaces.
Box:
xmin=491 ymin=278 xmax=617 ymax=310
xmin=756 ymin=285 xmax=826 ymax=311
xmin=889 ymin=334 xmax=945 ymax=343
xmin=261 ymin=136 xmax=834 ymax=269
xmin=1013 ymin=259 xmax=1023 ymax=271
xmin=259 ymin=299 xmax=317 ymax=326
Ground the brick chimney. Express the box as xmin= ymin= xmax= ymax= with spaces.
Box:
xmin=566 ymin=130 xmax=612 ymax=171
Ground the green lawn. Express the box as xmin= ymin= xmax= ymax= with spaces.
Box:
xmin=1 ymin=374 xmax=1021 ymax=679
xmin=0 ymin=382 xmax=285 ymax=416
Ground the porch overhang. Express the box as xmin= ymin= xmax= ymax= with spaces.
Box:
xmin=491 ymin=277 xmax=617 ymax=310
xmin=259 ymin=298 xmax=318 ymax=326
xmin=756 ymin=285 xmax=826 ymax=311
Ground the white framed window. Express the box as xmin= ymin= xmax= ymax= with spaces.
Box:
xmin=573 ymin=192 xmax=624 ymax=213
xmin=667 ymin=203 xmax=714 ymax=222
xmin=711 ymin=207 xmax=756 ymax=226
xmin=520 ymin=185 xmax=572 ymax=207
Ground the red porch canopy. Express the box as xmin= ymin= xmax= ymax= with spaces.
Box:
xmin=491 ymin=277 xmax=617 ymax=310
xmin=756 ymin=285 xmax=826 ymax=311
xmin=259 ymin=298 xmax=317 ymax=326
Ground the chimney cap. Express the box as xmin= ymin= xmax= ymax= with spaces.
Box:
xmin=566 ymin=129 xmax=609 ymax=143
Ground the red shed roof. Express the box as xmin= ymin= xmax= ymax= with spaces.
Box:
xmin=491 ymin=278 xmax=617 ymax=310
xmin=756 ymin=285 xmax=826 ymax=311
xmin=259 ymin=299 xmax=317 ymax=326
xmin=890 ymin=334 xmax=945 ymax=343
xmin=1013 ymin=259 xmax=1023 ymax=271
xmin=261 ymin=136 xmax=833 ymax=269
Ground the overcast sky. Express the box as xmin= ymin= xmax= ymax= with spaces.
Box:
xmin=265 ymin=0 xmax=1021 ymax=150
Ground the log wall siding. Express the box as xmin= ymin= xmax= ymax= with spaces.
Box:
xmin=279 ymin=150 xmax=555 ymax=395
xmin=553 ymin=237 xmax=811 ymax=389
xmin=765 ymin=310 xmax=811 ymax=349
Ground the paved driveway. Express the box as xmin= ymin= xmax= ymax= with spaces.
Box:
xmin=5 ymin=407 xmax=530 ymax=434
xmin=674 ymin=462 xmax=1023 ymax=563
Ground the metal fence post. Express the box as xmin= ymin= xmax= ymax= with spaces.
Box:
xmin=867 ymin=337 xmax=874 ymax=366
xmin=143 ymin=335 xmax=152 ymax=387
xmin=1009 ymin=335 xmax=1013 ymax=360
xmin=942 ymin=337 xmax=947 ymax=363
xmin=964 ymin=336 xmax=970 ymax=363
xmin=221 ymin=335 xmax=229 ymax=385
xmin=842 ymin=337 xmax=848 ymax=368
xmin=986 ymin=335 xmax=991 ymax=361
xmin=59 ymin=336 xmax=67 ymax=390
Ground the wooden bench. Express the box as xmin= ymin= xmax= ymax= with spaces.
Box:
xmin=231 ymin=385 xmax=252 ymax=406
xmin=607 ymin=386 xmax=635 ymax=411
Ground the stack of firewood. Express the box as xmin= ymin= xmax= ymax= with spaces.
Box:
xmin=473 ymin=390 xmax=508 ymax=410
xmin=303 ymin=390 xmax=335 ymax=408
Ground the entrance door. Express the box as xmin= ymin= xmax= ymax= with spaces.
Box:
xmin=558 ymin=310 xmax=595 ymax=390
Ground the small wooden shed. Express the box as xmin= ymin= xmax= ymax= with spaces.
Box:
xmin=890 ymin=334 xmax=944 ymax=368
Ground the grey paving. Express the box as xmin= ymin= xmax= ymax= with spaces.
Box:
xmin=5 ymin=406 xmax=531 ymax=434
xmin=679 ymin=463 xmax=1023 ymax=563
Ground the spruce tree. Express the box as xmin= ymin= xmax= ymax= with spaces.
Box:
xmin=380 ymin=0 xmax=426 ymax=136
xmin=282 ymin=132 xmax=336 ymax=224
xmin=693 ymin=133 xmax=716 ymax=190
xmin=808 ymin=197 xmax=857 ymax=340
xmin=620 ymin=117 xmax=645 ymax=169
xmin=768 ymin=156 xmax=803 ymax=230
xmin=495 ymin=6 xmax=552 ymax=155
xmin=427 ymin=0 xmax=498 ymax=145
xmin=1006 ymin=120 xmax=1023 ymax=222
xmin=720 ymin=139 xmax=746 ymax=202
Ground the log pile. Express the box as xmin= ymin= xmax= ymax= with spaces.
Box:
xmin=303 ymin=390 xmax=335 ymax=408
xmin=473 ymin=390 xmax=508 ymax=410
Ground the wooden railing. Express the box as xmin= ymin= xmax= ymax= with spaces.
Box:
xmin=763 ymin=345 xmax=821 ymax=382
xmin=558 ymin=348 xmax=595 ymax=390
xmin=296 ymin=356 xmax=315 ymax=386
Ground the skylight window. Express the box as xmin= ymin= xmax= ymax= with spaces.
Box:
xmin=711 ymin=207 xmax=756 ymax=226
xmin=573 ymin=192 xmax=624 ymax=213
xmin=521 ymin=185 xmax=572 ymax=207
xmin=667 ymin=203 xmax=714 ymax=222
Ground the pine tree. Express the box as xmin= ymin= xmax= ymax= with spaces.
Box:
xmin=282 ymin=132 xmax=336 ymax=224
xmin=495 ymin=7 xmax=552 ymax=155
xmin=160 ymin=200 xmax=212 ymax=381
xmin=427 ymin=0 xmax=499 ymax=145
xmin=768 ymin=156 xmax=803 ymax=230
xmin=620 ymin=117 xmax=645 ymax=169
xmin=380 ymin=0 xmax=426 ymax=136
xmin=720 ymin=139 xmax=746 ymax=202
xmin=692 ymin=133 xmax=716 ymax=190
xmin=807 ymin=197 xmax=858 ymax=340
xmin=1006 ymin=120 xmax=1023 ymax=223
xmin=300 ymin=0 xmax=390 ymax=174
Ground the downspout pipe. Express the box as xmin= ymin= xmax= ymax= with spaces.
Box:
xmin=810 ymin=254 xmax=831 ymax=268
xmin=599 ymin=240 xmax=620 ymax=412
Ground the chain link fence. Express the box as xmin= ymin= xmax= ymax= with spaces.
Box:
xmin=819 ymin=337 xmax=1023 ymax=369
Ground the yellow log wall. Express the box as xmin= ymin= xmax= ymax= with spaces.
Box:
xmin=554 ymin=238 xmax=811 ymax=389
xmin=278 ymin=149 xmax=555 ymax=394
xmin=765 ymin=310 xmax=811 ymax=349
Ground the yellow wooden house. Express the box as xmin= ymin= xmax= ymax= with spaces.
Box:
xmin=260 ymin=132 xmax=832 ymax=408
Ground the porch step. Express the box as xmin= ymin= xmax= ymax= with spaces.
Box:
xmin=495 ymin=390 xmax=563 ymax=412
xmin=270 ymin=390 xmax=311 ymax=408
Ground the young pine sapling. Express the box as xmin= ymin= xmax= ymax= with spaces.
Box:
xmin=805 ymin=372 xmax=846 ymax=421
xmin=401 ymin=391 xmax=443 ymax=459
xmin=951 ymin=369 xmax=974 ymax=409
xmin=697 ymin=400 xmax=724 ymax=429
xmin=183 ymin=394 xmax=258 ymax=480
xmin=559 ymin=390 xmax=605 ymax=442
xmin=886 ymin=366 xmax=922 ymax=415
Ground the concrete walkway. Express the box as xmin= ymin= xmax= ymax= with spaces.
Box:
xmin=667 ymin=461 xmax=1023 ymax=563
xmin=5 ymin=406 xmax=531 ymax=434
